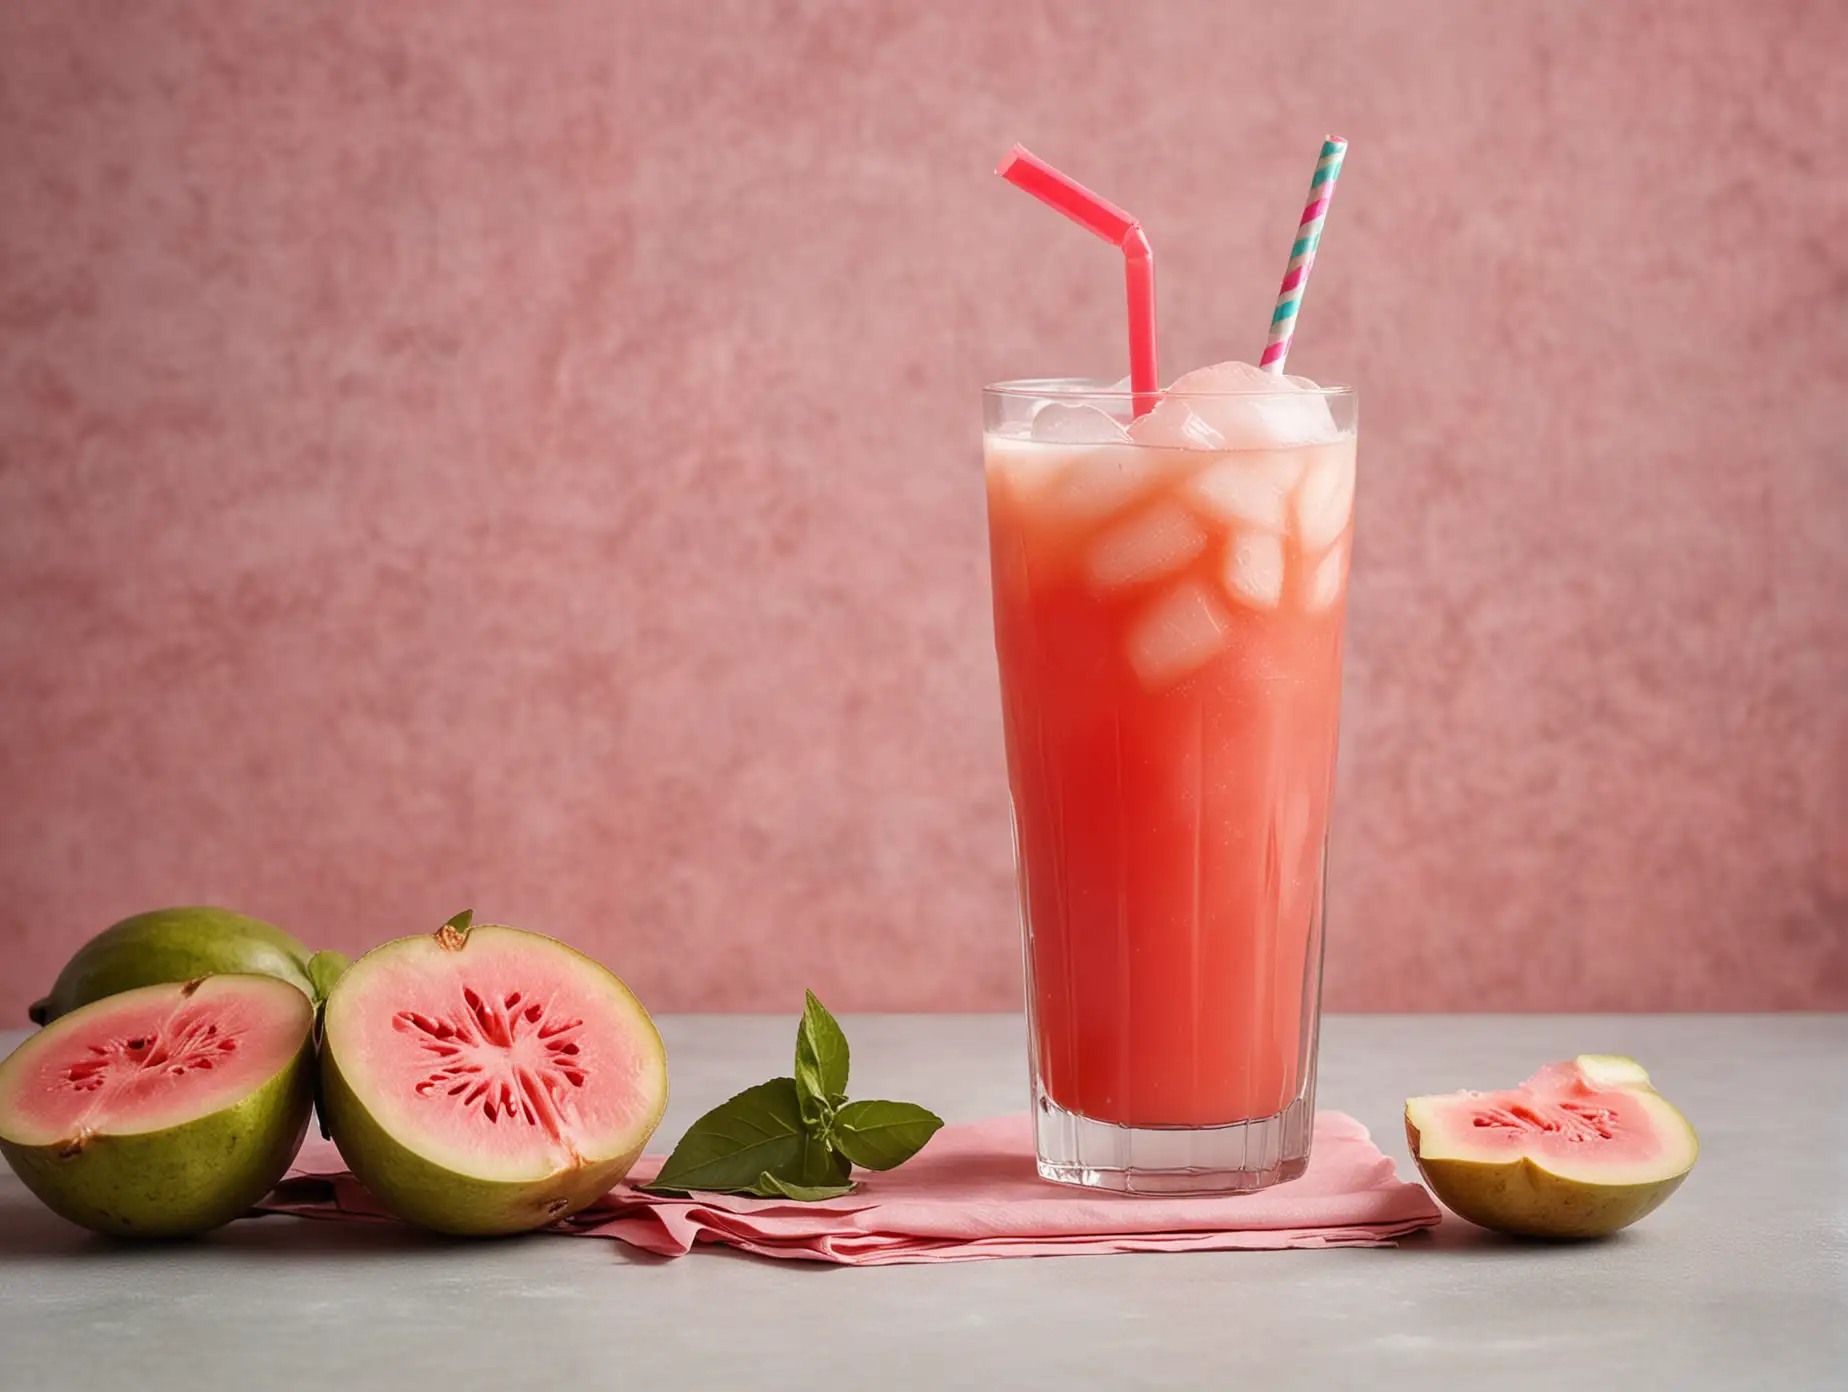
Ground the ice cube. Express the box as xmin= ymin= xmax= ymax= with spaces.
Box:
xmin=1295 ymin=446 xmax=1356 ymax=550
xmin=1125 ymin=580 xmax=1231 ymax=689
xmin=1259 ymin=393 xmax=1339 ymax=447
xmin=1128 ymin=399 xmax=1225 ymax=450
xmin=1131 ymin=360 xmax=1342 ymax=451
xmin=1165 ymin=361 xmax=1279 ymax=394
xmin=1175 ymin=411 xmax=1226 ymax=449
xmin=1306 ymin=539 xmax=1347 ymax=611
xmin=1031 ymin=402 xmax=1133 ymax=444
xmin=1185 ymin=453 xmax=1304 ymax=531
xmin=1041 ymin=445 xmax=1161 ymax=524
xmin=1208 ymin=394 xmax=1340 ymax=449
xmin=1086 ymin=502 xmax=1208 ymax=591
xmin=1224 ymin=532 xmax=1285 ymax=609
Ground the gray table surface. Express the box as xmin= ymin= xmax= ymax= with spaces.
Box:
xmin=1 ymin=1014 xmax=1843 ymax=1390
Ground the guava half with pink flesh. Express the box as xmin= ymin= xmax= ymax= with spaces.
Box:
xmin=320 ymin=919 xmax=668 ymax=1236
xmin=0 ymin=975 xmax=315 ymax=1237
xmin=1405 ymin=1054 xmax=1698 ymax=1239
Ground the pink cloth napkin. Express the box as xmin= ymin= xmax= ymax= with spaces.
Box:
xmin=262 ymin=1112 xmax=1439 ymax=1264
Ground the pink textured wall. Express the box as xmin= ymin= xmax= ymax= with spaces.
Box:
xmin=2 ymin=1 xmax=1844 ymax=1018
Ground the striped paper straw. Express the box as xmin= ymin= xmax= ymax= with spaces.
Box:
xmin=1260 ymin=136 xmax=1347 ymax=374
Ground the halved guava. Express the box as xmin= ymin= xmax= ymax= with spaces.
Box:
xmin=30 ymin=907 xmax=315 ymax=1025
xmin=320 ymin=919 xmax=668 ymax=1236
xmin=1405 ymin=1054 xmax=1698 ymax=1239
xmin=0 ymin=975 xmax=316 ymax=1237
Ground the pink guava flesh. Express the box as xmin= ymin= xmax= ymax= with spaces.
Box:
xmin=1417 ymin=1079 xmax=1661 ymax=1167
xmin=329 ymin=926 xmax=665 ymax=1184
xmin=0 ymin=976 xmax=313 ymax=1148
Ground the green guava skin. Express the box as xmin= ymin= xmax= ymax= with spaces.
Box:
xmin=320 ymin=1045 xmax=652 ymax=1238
xmin=31 ymin=908 xmax=314 ymax=1025
xmin=0 ymin=1020 xmax=314 ymax=1239
xmin=1405 ymin=1117 xmax=1692 ymax=1239
xmin=1405 ymin=1056 xmax=1699 ymax=1240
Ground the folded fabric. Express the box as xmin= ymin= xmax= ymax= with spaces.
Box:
xmin=262 ymin=1111 xmax=1439 ymax=1265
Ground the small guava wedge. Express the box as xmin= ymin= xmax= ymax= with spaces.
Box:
xmin=0 ymin=975 xmax=316 ymax=1237
xmin=30 ymin=907 xmax=316 ymax=1025
xmin=1405 ymin=1054 xmax=1698 ymax=1239
xmin=319 ymin=915 xmax=668 ymax=1236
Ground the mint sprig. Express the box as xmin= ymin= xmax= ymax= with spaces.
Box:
xmin=644 ymin=991 xmax=942 ymax=1201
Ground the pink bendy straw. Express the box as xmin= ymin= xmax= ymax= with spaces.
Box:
xmin=996 ymin=147 xmax=1160 ymax=417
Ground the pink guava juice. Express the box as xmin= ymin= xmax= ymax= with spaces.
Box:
xmin=984 ymin=364 xmax=1356 ymax=1131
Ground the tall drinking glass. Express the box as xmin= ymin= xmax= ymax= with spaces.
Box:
xmin=983 ymin=379 xmax=1358 ymax=1193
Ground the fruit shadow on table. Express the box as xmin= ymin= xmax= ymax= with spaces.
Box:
xmin=0 ymin=1191 xmax=512 ymax=1262
xmin=1396 ymin=1217 xmax=1651 ymax=1258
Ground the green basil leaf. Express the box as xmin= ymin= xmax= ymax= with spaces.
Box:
xmin=794 ymin=989 xmax=850 ymax=1124
xmin=831 ymin=1099 xmax=944 ymax=1171
xmin=799 ymin=1130 xmax=853 ymax=1188
xmin=644 ymin=1078 xmax=809 ymax=1194
xmin=747 ymin=1172 xmax=858 ymax=1202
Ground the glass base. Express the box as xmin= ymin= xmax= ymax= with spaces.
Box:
xmin=1032 ymin=1085 xmax=1315 ymax=1195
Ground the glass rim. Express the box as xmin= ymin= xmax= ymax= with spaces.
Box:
xmin=983 ymin=375 xmax=1355 ymax=401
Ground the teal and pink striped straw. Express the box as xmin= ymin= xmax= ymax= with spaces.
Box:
xmin=1260 ymin=136 xmax=1347 ymax=374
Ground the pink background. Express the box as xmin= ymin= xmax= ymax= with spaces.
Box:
xmin=2 ymin=1 xmax=1844 ymax=1019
